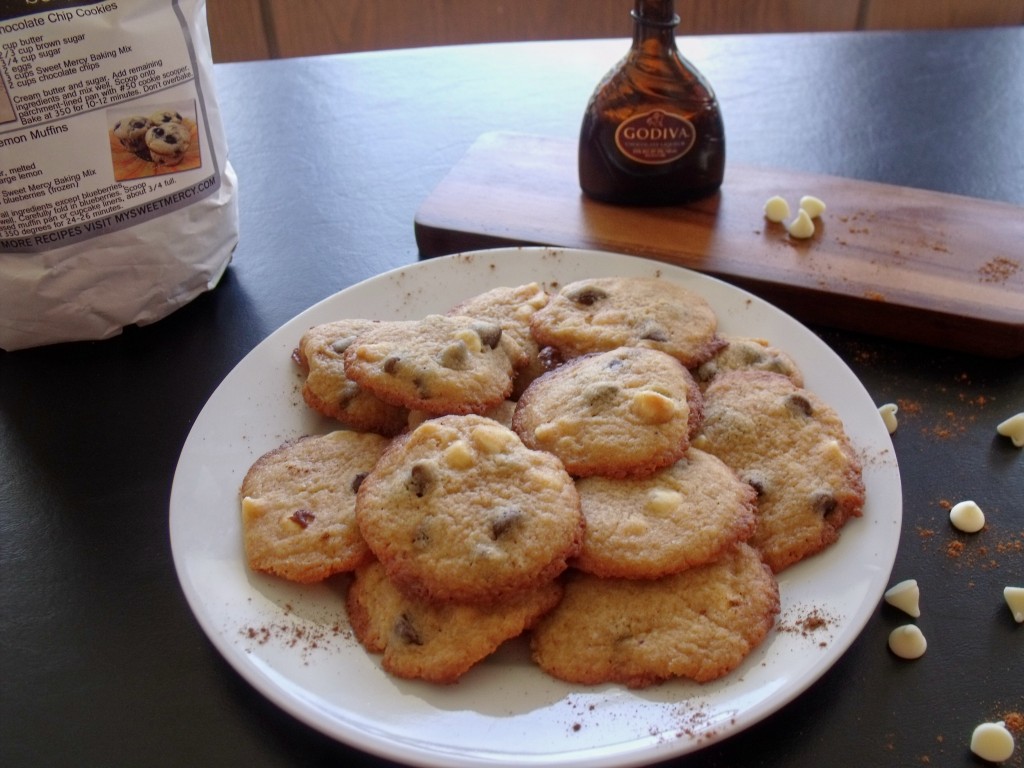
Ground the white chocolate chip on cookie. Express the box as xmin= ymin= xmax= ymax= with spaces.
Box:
xmin=471 ymin=423 xmax=516 ymax=454
xmin=631 ymin=390 xmax=677 ymax=424
xmin=444 ymin=440 xmax=475 ymax=469
xmin=645 ymin=488 xmax=683 ymax=517
xmin=533 ymin=422 xmax=558 ymax=444
xmin=454 ymin=327 xmax=484 ymax=353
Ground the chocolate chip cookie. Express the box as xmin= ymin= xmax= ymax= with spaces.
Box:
xmin=447 ymin=282 xmax=551 ymax=398
xmin=355 ymin=414 xmax=583 ymax=603
xmin=343 ymin=314 xmax=528 ymax=416
xmin=240 ymin=430 xmax=390 ymax=582
xmin=574 ymin=448 xmax=757 ymax=579
xmin=531 ymin=543 xmax=779 ymax=688
xmin=695 ymin=336 xmax=804 ymax=390
xmin=696 ymin=370 xmax=865 ymax=572
xmin=512 ymin=347 xmax=702 ymax=478
xmin=296 ymin=319 xmax=410 ymax=436
xmin=346 ymin=559 xmax=563 ymax=684
xmin=529 ymin=276 xmax=724 ymax=367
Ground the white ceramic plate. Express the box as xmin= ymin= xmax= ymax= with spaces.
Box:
xmin=170 ymin=247 xmax=901 ymax=768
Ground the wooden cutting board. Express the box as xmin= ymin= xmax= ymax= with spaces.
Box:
xmin=414 ymin=132 xmax=1024 ymax=357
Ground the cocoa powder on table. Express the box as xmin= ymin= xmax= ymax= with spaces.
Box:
xmin=978 ymin=256 xmax=1021 ymax=284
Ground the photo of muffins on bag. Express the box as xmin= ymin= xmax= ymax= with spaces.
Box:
xmin=109 ymin=101 xmax=201 ymax=180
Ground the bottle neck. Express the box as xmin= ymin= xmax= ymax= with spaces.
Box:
xmin=631 ymin=0 xmax=680 ymax=51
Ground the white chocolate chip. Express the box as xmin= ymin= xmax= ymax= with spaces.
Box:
xmin=786 ymin=209 xmax=815 ymax=239
xmin=646 ymin=489 xmax=683 ymax=516
xmin=878 ymin=402 xmax=899 ymax=434
xmin=971 ymin=721 xmax=1015 ymax=763
xmin=533 ymin=422 xmax=558 ymax=444
xmin=354 ymin=345 xmax=384 ymax=362
xmin=470 ymin=424 xmax=515 ymax=455
xmin=525 ymin=287 xmax=548 ymax=309
xmin=887 ymin=624 xmax=927 ymax=659
xmin=454 ymin=328 xmax=483 ymax=353
xmin=884 ymin=579 xmax=921 ymax=618
xmin=763 ymin=195 xmax=790 ymax=223
xmin=443 ymin=439 xmax=475 ymax=469
xmin=950 ymin=500 xmax=985 ymax=533
xmin=799 ymin=195 xmax=827 ymax=218
xmin=1005 ymin=586 xmax=1024 ymax=623
xmin=240 ymin=497 xmax=265 ymax=524
xmin=631 ymin=390 xmax=677 ymax=424
xmin=621 ymin=515 xmax=651 ymax=536
xmin=822 ymin=439 xmax=847 ymax=465
xmin=282 ymin=518 xmax=306 ymax=533
xmin=996 ymin=413 xmax=1024 ymax=448
xmin=413 ymin=420 xmax=451 ymax=443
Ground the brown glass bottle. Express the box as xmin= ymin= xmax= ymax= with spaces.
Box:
xmin=578 ymin=0 xmax=725 ymax=205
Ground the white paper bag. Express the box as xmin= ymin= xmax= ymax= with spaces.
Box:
xmin=0 ymin=0 xmax=239 ymax=350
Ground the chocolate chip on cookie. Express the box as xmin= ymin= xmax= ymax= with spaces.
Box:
xmin=447 ymin=282 xmax=551 ymax=397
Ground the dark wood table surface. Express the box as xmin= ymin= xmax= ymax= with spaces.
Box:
xmin=2 ymin=26 xmax=1022 ymax=768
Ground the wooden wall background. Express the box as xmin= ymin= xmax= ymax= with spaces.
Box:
xmin=206 ymin=0 xmax=1024 ymax=63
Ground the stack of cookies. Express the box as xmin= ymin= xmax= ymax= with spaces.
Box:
xmin=240 ymin=276 xmax=864 ymax=687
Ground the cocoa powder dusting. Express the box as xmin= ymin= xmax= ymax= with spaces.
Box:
xmin=991 ymin=711 xmax=1024 ymax=768
xmin=893 ymin=380 xmax=1000 ymax=441
xmin=240 ymin=609 xmax=352 ymax=664
xmin=978 ymin=256 xmax=1021 ymax=284
xmin=897 ymin=399 xmax=922 ymax=416
xmin=1004 ymin=712 xmax=1024 ymax=735
xmin=668 ymin=704 xmax=719 ymax=742
xmin=777 ymin=605 xmax=837 ymax=648
xmin=928 ymin=512 xmax=1024 ymax=570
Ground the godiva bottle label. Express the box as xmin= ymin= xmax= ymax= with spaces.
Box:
xmin=614 ymin=109 xmax=696 ymax=165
